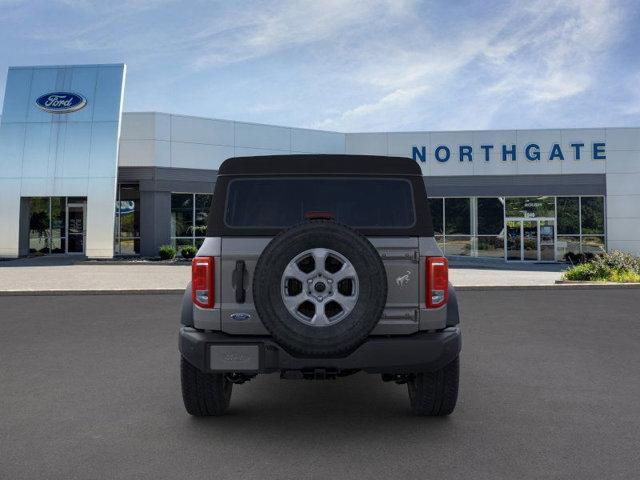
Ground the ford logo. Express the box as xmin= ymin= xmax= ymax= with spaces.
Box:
xmin=35 ymin=92 xmax=87 ymax=114
xmin=230 ymin=313 xmax=251 ymax=321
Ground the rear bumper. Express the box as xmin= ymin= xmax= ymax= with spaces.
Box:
xmin=179 ymin=326 xmax=461 ymax=375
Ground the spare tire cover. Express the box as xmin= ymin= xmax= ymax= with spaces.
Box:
xmin=253 ymin=220 xmax=387 ymax=357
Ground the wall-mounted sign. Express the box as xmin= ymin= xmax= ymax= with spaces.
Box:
xmin=35 ymin=92 xmax=87 ymax=114
xmin=412 ymin=142 xmax=606 ymax=163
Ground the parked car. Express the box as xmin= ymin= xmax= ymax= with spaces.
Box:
xmin=179 ymin=155 xmax=461 ymax=416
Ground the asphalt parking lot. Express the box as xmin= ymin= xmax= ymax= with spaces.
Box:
xmin=1 ymin=289 xmax=639 ymax=480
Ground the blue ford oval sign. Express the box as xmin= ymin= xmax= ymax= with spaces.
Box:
xmin=35 ymin=92 xmax=87 ymax=114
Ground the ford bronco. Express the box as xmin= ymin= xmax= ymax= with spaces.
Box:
xmin=179 ymin=154 xmax=461 ymax=416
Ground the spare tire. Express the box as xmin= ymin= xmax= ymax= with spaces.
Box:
xmin=253 ymin=220 xmax=387 ymax=357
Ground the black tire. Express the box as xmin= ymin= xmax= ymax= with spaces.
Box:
xmin=181 ymin=357 xmax=232 ymax=416
xmin=253 ymin=220 xmax=387 ymax=357
xmin=407 ymin=357 xmax=459 ymax=416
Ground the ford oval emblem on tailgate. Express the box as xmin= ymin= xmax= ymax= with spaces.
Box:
xmin=230 ymin=312 xmax=251 ymax=321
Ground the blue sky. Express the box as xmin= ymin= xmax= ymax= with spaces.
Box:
xmin=0 ymin=0 xmax=639 ymax=131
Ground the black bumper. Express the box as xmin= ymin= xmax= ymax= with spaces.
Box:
xmin=179 ymin=327 xmax=461 ymax=375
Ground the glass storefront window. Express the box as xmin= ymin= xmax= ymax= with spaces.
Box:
xmin=445 ymin=198 xmax=470 ymax=235
xmin=429 ymin=195 xmax=606 ymax=261
xmin=194 ymin=194 xmax=212 ymax=238
xmin=477 ymin=198 xmax=504 ymax=235
xmin=444 ymin=235 xmax=471 ymax=256
xmin=171 ymin=194 xmax=193 ymax=238
xmin=114 ymin=184 xmax=140 ymax=255
xmin=581 ymin=197 xmax=605 ymax=234
xmin=557 ymin=236 xmax=581 ymax=258
xmin=428 ymin=198 xmax=444 ymax=235
xmin=27 ymin=196 xmax=83 ymax=255
xmin=557 ymin=197 xmax=579 ymax=234
xmin=505 ymin=196 xmax=555 ymax=218
xmin=171 ymin=193 xmax=213 ymax=248
xmin=582 ymin=236 xmax=606 ymax=254
xmin=477 ymin=235 xmax=504 ymax=258
xmin=29 ymin=198 xmax=50 ymax=254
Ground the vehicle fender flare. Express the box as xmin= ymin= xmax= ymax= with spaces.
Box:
xmin=446 ymin=282 xmax=459 ymax=327
xmin=181 ymin=281 xmax=194 ymax=327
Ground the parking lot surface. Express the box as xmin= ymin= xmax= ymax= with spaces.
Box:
xmin=1 ymin=289 xmax=639 ymax=479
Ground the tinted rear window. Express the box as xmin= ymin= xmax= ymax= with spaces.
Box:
xmin=225 ymin=177 xmax=415 ymax=228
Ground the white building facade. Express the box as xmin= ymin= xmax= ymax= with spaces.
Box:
xmin=1 ymin=64 xmax=639 ymax=261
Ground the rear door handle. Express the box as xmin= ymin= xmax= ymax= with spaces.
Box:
xmin=232 ymin=260 xmax=246 ymax=303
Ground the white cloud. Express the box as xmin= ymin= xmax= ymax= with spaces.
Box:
xmin=315 ymin=0 xmax=625 ymax=130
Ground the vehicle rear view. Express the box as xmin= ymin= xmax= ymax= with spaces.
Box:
xmin=179 ymin=155 xmax=461 ymax=416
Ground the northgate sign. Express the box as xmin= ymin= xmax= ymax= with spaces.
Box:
xmin=411 ymin=142 xmax=606 ymax=163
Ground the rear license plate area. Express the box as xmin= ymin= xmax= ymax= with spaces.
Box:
xmin=209 ymin=345 xmax=260 ymax=372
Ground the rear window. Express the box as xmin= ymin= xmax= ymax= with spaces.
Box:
xmin=224 ymin=177 xmax=416 ymax=229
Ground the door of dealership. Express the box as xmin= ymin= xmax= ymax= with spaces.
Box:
xmin=506 ymin=218 xmax=556 ymax=262
xmin=66 ymin=202 xmax=86 ymax=254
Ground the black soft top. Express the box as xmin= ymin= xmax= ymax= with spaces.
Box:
xmin=208 ymin=154 xmax=432 ymax=237
xmin=217 ymin=154 xmax=423 ymax=176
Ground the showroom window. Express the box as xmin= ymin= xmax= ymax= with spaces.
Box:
xmin=114 ymin=184 xmax=140 ymax=255
xmin=557 ymin=196 xmax=606 ymax=257
xmin=477 ymin=197 xmax=505 ymax=258
xmin=171 ymin=193 xmax=213 ymax=249
xmin=28 ymin=197 xmax=65 ymax=254
xmin=428 ymin=197 xmax=473 ymax=256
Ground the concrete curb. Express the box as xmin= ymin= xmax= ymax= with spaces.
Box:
xmin=457 ymin=283 xmax=640 ymax=291
xmin=2 ymin=283 xmax=640 ymax=296
xmin=0 ymin=289 xmax=185 ymax=296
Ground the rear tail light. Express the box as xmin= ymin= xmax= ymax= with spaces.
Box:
xmin=192 ymin=257 xmax=215 ymax=308
xmin=426 ymin=256 xmax=448 ymax=308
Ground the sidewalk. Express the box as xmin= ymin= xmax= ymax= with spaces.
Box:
xmin=0 ymin=255 xmax=567 ymax=294
xmin=0 ymin=257 xmax=190 ymax=294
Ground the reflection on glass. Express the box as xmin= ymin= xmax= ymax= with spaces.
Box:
xmin=171 ymin=194 xmax=193 ymax=237
xmin=429 ymin=198 xmax=444 ymax=235
xmin=51 ymin=197 xmax=66 ymax=239
xmin=444 ymin=236 xmax=471 ymax=256
xmin=540 ymin=220 xmax=555 ymax=261
xmin=581 ymin=197 xmax=605 ymax=234
xmin=67 ymin=205 xmax=85 ymax=253
xmin=477 ymin=198 xmax=504 ymax=235
xmin=29 ymin=197 xmax=51 ymax=254
xmin=582 ymin=236 xmax=606 ymax=254
xmin=506 ymin=220 xmax=521 ymax=260
xmin=51 ymin=235 xmax=65 ymax=254
xmin=477 ymin=235 xmax=504 ymax=258
xmin=174 ymin=238 xmax=193 ymax=250
xmin=506 ymin=196 xmax=554 ymax=218
xmin=557 ymin=236 xmax=581 ymax=259
xmin=445 ymin=198 xmax=470 ymax=234
xmin=557 ymin=197 xmax=579 ymax=234
xmin=522 ymin=221 xmax=538 ymax=260
xmin=194 ymin=194 xmax=213 ymax=238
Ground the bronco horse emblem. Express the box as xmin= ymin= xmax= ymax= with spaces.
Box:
xmin=395 ymin=270 xmax=411 ymax=287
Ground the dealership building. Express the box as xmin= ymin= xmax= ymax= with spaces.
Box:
xmin=1 ymin=63 xmax=639 ymax=261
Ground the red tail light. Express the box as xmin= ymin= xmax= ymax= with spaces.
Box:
xmin=426 ymin=257 xmax=448 ymax=308
xmin=192 ymin=257 xmax=215 ymax=308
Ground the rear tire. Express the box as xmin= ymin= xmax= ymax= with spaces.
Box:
xmin=407 ymin=357 xmax=459 ymax=416
xmin=181 ymin=357 xmax=233 ymax=416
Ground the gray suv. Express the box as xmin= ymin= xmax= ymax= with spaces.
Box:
xmin=179 ymin=155 xmax=461 ymax=416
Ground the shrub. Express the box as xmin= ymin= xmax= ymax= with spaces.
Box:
xmin=180 ymin=245 xmax=198 ymax=259
xmin=159 ymin=244 xmax=177 ymax=260
xmin=563 ymin=250 xmax=640 ymax=282
xmin=563 ymin=252 xmax=595 ymax=265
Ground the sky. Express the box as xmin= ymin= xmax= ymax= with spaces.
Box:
xmin=0 ymin=0 xmax=639 ymax=132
